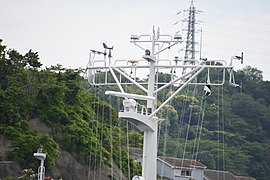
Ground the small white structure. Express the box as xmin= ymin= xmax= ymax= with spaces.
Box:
xmin=132 ymin=175 xmax=145 ymax=180
xmin=123 ymin=98 xmax=137 ymax=113
xmin=33 ymin=148 xmax=46 ymax=180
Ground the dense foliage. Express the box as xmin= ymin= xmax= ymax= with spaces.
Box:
xmin=1 ymin=39 xmax=270 ymax=180
xmin=71 ymin=62 xmax=270 ymax=180
xmin=86 ymin=65 xmax=270 ymax=180
xmin=0 ymin=40 xmax=59 ymax=170
xmin=156 ymin=67 xmax=270 ymax=180
xmin=0 ymin=40 xmax=140 ymax=178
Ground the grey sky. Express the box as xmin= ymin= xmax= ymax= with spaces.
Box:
xmin=1 ymin=0 xmax=270 ymax=80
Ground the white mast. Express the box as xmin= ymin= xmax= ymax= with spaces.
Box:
xmin=34 ymin=148 xmax=46 ymax=180
xmin=86 ymin=23 xmax=241 ymax=180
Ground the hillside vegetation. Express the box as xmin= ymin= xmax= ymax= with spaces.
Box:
xmin=93 ymin=66 xmax=270 ymax=180
xmin=155 ymin=66 xmax=270 ymax=179
xmin=0 ymin=40 xmax=270 ymax=180
xmin=0 ymin=40 xmax=140 ymax=179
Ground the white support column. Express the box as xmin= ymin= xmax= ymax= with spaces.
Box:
xmin=142 ymin=27 xmax=158 ymax=180
xmin=142 ymin=119 xmax=158 ymax=180
xmin=34 ymin=148 xmax=46 ymax=180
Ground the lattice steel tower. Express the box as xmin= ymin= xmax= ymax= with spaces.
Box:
xmin=184 ymin=0 xmax=197 ymax=64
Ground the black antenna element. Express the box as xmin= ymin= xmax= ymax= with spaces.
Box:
xmin=103 ymin=43 xmax=113 ymax=50
xmin=103 ymin=43 xmax=114 ymax=58
xmin=234 ymin=52 xmax=244 ymax=64
xmin=90 ymin=49 xmax=105 ymax=55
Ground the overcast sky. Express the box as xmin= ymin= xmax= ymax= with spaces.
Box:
xmin=1 ymin=0 xmax=270 ymax=80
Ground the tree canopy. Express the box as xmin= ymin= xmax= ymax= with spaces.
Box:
xmin=0 ymin=40 xmax=270 ymax=180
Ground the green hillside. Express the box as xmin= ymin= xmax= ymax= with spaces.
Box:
xmin=90 ymin=65 xmax=270 ymax=180
xmin=0 ymin=40 xmax=140 ymax=179
xmin=0 ymin=40 xmax=270 ymax=180
xmin=154 ymin=66 xmax=270 ymax=179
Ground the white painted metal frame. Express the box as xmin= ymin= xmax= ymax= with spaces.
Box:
xmin=86 ymin=27 xmax=239 ymax=180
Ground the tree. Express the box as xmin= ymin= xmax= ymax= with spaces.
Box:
xmin=18 ymin=169 xmax=36 ymax=180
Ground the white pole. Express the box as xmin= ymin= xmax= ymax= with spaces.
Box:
xmin=34 ymin=148 xmax=46 ymax=180
xmin=38 ymin=159 xmax=45 ymax=180
xmin=142 ymin=27 xmax=158 ymax=180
